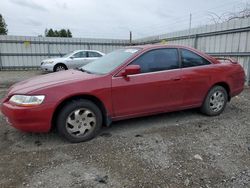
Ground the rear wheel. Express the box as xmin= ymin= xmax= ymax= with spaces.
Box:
xmin=56 ymin=99 xmax=102 ymax=143
xmin=54 ymin=64 xmax=67 ymax=72
xmin=201 ymin=86 xmax=228 ymax=116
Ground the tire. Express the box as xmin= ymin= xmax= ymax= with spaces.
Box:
xmin=201 ymin=86 xmax=228 ymax=116
xmin=54 ymin=64 xmax=67 ymax=72
xmin=56 ymin=99 xmax=103 ymax=143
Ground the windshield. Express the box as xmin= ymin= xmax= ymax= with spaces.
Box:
xmin=62 ymin=51 xmax=75 ymax=58
xmin=81 ymin=48 xmax=141 ymax=74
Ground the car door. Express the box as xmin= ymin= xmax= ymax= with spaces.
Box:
xmin=180 ymin=49 xmax=214 ymax=107
xmin=69 ymin=51 xmax=88 ymax=68
xmin=111 ymin=48 xmax=183 ymax=118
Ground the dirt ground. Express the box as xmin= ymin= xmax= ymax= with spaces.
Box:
xmin=0 ymin=71 xmax=249 ymax=188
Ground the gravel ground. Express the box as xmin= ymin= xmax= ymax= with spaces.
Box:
xmin=0 ymin=70 xmax=42 ymax=88
xmin=0 ymin=71 xmax=249 ymax=188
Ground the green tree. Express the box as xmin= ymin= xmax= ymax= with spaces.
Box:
xmin=45 ymin=28 xmax=73 ymax=37
xmin=59 ymin=29 xmax=67 ymax=37
xmin=54 ymin=30 xmax=59 ymax=37
xmin=0 ymin=14 xmax=8 ymax=35
xmin=67 ymin=29 xmax=72 ymax=37
xmin=45 ymin=28 xmax=55 ymax=37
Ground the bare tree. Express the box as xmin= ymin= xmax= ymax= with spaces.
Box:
xmin=227 ymin=4 xmax=250 ymax=21
xmin=207 ymin=3 xmax=250 ymax=24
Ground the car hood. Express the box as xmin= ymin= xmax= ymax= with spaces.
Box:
xmin=7 ymin=70 xmax=100 ymax=95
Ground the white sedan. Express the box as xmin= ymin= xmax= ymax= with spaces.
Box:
xmin=41 ymin=50 xmax=105 ymax=72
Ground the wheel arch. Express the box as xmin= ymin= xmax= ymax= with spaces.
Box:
xmin=53 ymin=63 xmax=68 ymax=72
xmin=209 ymin=82 xmax=231 ymax=101
xmin=51 ymin=94 xmax=111 ymax=131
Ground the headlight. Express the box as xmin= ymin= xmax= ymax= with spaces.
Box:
xmin=9 ymin=95 xmax=45 ymax=106
xmin=42 ymin=61 xmax=54 ymax=64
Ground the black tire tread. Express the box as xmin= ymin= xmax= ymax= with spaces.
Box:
xmin=56 ymin=99 xmax=102 ymax=143
xmin=54 ymin=63 xmax=67 ymax=72
xmin=201 ymin=85 xmax=228 ymax=116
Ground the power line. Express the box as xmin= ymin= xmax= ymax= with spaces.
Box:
xmin=132 ymin=8 xmax=246 ymax=37
xmin=131 ymin=0 xmax=243 ymax=33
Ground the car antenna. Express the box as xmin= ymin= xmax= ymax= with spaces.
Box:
xmin=56 ymin=46 xmax=62 ymax=57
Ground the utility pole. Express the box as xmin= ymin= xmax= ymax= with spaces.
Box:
xmin=189 ymin=13 xmax=192 ymax=29
xmin=189 ymin=13 xmax=192 ymax=39
xmin=129 ymin=31 xmax=132 ymax=44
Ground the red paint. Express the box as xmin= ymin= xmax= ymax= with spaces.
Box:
xmin=1 ymin=45 xmax=245 ymax=132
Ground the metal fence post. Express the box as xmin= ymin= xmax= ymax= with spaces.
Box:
xmin=194 ymin=34 xmax=198 ymax=49
xmin=47 ymin=42 xmax=51 ymax=58
xmin=0 ymin=39 xmax=2 ymax=70
xmin=87 ymin=43 xmax=90 ymax=50
xmin=247 ymin=59 xmax=250 ymax=86
xmin=0 ymin=52 xmax=2 ymax=71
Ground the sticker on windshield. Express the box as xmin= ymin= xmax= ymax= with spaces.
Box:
xmin=124 ymin=49 xmax=139 ymax=53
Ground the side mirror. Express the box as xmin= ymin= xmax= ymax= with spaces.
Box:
xmin=70 ymin=56 xmax=74 ymax=59
xmin=120 ymin=65 xmax=141 ymax=77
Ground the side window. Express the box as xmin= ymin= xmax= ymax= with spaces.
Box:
xmin=73 ymin=51 xmax=87 ymax=58
xmin=181 ymin=49 xmax=211 ymax=68
xmin=131 ymin=48 xmax=179 ymax=73
xmin=88 ymin=51 xmax=102 ymax=57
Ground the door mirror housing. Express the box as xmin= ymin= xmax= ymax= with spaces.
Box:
xmin=120 ymin=65 xmax=141 ymax=77
xmin=70 ymin=56 xmax=74 ymax=59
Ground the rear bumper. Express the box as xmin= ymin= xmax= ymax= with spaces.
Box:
xmin=230 ymin=71 xmax=245 ymax=98
xmin=1 ymin=101 xmax=55 ymax=132
xmin=231 ymin=86 xmax=244 ymax=98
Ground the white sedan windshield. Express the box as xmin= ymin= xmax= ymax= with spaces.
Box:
xmin=62 ymin=51 xmax=75 ymax=58
xmin=82 ymin=48 xmax=141 ymax=74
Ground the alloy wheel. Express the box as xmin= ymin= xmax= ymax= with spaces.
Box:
xmin=56 ymin=65 xmax=66 ymax=71
xmin=66 ymin=108 xmax=96 ymax=137
xmin=209 ymin=91 xmax=225 ymax=112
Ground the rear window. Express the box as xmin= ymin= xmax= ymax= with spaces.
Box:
xmin=181 ymin=49 xmax=211 ymax=68
xmin=88 ymin=51 xmax=102 ymax=57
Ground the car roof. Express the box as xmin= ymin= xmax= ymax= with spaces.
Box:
xmin=73 ymin=50 xmax=103 ymax=53
xmin=130 ymin=44 xmax=195 ymax=51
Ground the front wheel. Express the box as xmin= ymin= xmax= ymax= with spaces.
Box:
xmin=201 ymin=86 xmax=228 ymax=116
xmin=54 ymin=64 xmax=67 ymax=72
xmin=56 ymin=99 xmax=102 ymax=143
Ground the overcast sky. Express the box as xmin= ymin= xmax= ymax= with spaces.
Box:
xmin=0 ymin=0 xmax=249 ymax=39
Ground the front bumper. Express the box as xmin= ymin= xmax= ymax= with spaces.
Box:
xmin=40 ymin=63 xmax=54 ymax=72
xmin=1 ymin=101 xmax=55 ymax=133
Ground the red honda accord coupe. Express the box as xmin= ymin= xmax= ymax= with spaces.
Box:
xmin=1 ymin=45 xmax=245 ymax=142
